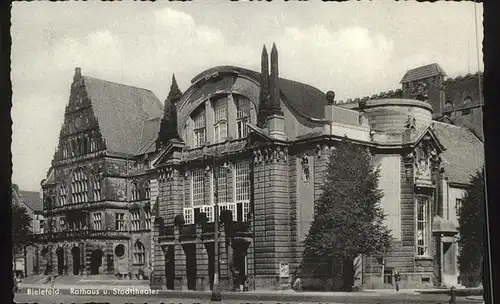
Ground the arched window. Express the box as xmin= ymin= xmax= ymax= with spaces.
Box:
xmin=235 ymin=96 xmax=251 ymax=139
xmin=131 ymin=182 xmax=139 ymax=201
xmin=71 ymin=168 xmax=88 ymax=204
xmin=213 ymin=96 xmax=228 ymax=143
xmin=133 ymin=241 xmax=145 ymax=265
xmin=192 ymin=105 xmax=206 ymax=148
xmin=71 ymin=140 xmax=77 ymax=157
xmin=93 ymin=176 xmax=101 ymax=202
xmin=144 ymin=181 xmax=151 ymax=200
xmin=59 ymin=185 xmax=67 ymax=206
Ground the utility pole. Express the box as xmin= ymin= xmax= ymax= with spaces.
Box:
xmin=211 ymin=154 xmax=222 ymax=301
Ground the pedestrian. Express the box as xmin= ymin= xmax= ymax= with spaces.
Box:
xmin=393 ymin=269 xmax=401 ymax=292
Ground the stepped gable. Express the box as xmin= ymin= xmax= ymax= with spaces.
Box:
xmin=190 ymin=66 xmax=326 ymax=119
xmin=83 ymin=76 xmax=163 ymax=155
xmin=432 ymin=121 xmax=484 ymax=185
xmin=19 ymin=190 xmax=43 ymax=212
xmin=337 ymin=89 xmax=403 ymax=105
xmin=400 ymin=63 xmax=446 ymax=84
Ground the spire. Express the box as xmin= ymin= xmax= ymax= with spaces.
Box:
xmin=258 ymin=45 xmax=270 ymax=127
xmin=157 ymin=74 xmax=182 ymax=149
xmin=269 ymin=43 xmax=283 ymax=115
xmin=74 ymin=67 xmax=82 ymax=82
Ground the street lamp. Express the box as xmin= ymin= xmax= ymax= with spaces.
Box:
xmin=209 ymin=154 xmax=222 ymax=301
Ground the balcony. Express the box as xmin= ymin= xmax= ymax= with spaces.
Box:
xmin=32 ymin=229 xmax=132 ymax=241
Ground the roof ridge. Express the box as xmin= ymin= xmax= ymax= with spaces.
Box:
xmin=83 ymin=76 xmax=156 ymax=94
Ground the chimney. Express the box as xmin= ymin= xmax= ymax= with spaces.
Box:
xmin=324 ymin=91 xmax=336 ymax=122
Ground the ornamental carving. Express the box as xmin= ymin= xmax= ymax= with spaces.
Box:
xmin=405 ymin=115 xmax=417 ymax=130
xmin=413 ymin=140 xmax=438 ymax=180
xmin=252 ymin=146 xmax=288 ymax=164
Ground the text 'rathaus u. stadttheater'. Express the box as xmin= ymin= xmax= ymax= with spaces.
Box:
xmin=30 ymin=43 xmax=483 ymax=291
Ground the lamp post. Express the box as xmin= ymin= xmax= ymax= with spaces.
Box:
xmin=210 ymin=154 xmax=222 ymax=301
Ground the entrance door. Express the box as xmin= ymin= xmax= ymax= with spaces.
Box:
xmin=90 ymin=249 xmax=103 ymax=275
xmin=205 ymin=243 xmax=215 ymax=290
xmin=71 ymin=247 xmax=81 ymax=275
xmin=165 ymin=246 xmax=175 ymax=290
xmin=442 ymin=242 xmax=458 ymax=286
xmin=56 ymin=247 xmax=65 ymax=275
xmin=184 ymin=244 xmax=197 ymax=290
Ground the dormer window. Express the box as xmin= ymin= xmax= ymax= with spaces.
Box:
xmin=213 ymin=96 xmax=228 ymax=143
xmin=192 ymin=106 xmax=206 ymax=148
xmin=236 ymin=96 xmax=251 ymax=139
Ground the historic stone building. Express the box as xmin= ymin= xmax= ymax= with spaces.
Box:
xmin=33 ymin=43 xmax=483 ymax=291
xmin=35 ymin=69 xmax=162 ymax=279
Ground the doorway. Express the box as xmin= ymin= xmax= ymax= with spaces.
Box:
xmin=71 ymin=246 xmax=81 ymax=275
xmin=165 ymin=246 xmax=175 ymax=290
xmin=90 ymin=249 xmax=104 ymax=275
xmin=56 ymin=247 xmax=65 ymax=275
xmin=204 ymin=243 xmax=215 ymax=290
xmin=442 ymin=242 xmax=458 ymax=286
xmin=184 ymin=244 xmax=197 ymax=290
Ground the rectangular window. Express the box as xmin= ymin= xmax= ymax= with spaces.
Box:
xmin=203 ymin=205 xmax=214 ymax=223
xmin=219 ymin=203 xmax=237 ymax=222
xmin=214 ymin=166 xmax=228 ymax=204
xmin=192 ymin=169 xmax=205 ymax=207
xmin=416 ymin=196 xmax=430 ymax=256
xmin=235 ymin=161 xmax=250 ymax=202
xmin=93 ymin=178 xmax=101 ymax=202
xmin=59 ymin=217 xmax=66 ymax=232
xmin=92 ymin=212 xmax=102 ymax=230
xmin=184 ymin=208 xmax=194 ymax=225
xmin=213 ymin=97 xmax=228 ymax=143
xmin=131 ymin=210 xmax=140 ymax=231
xmin=144 ymin=207 xmax=151 ymax=230
xmin=236 ymin=96 xmax=251 ymax=139
xmin=455 ymin=198 xmax=463 ymax=213
xmin=115 ymin=213 xmax=125 ymax=231
xmin=193 ymin=107 xmax=206 ymax=148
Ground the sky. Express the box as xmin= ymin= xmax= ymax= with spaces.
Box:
xmin=11 ymin=1 xmax=483 ymax=191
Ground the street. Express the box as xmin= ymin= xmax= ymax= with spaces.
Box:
xmin=14 ymin=292 xmax=482 ymax=304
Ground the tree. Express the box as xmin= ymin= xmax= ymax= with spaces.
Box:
xmin=12 ymin=203 xmax=33 ymax=270
xmin=303 ymin=139 xmax=392 ymax=291
xmin=457 ymin=168 xmax=485 ymax=287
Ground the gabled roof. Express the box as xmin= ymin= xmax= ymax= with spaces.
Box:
xmin=432 ymin=121 xmax=484 ymax=185
xmin=400 ymin=63 xmax=447 ymax=84
xmin=135 ymin=116 xmax=162 ymax=155
xmin=19 ymin=190 xmax=43 ymax=212
xmin=83 ymin=76 xmax=163 ymax=155
xmin=190 ymin=66 xmax=327 ymax=119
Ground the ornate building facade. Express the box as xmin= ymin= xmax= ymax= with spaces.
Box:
xmin=34 ymin=44 xmax=483 ymax=291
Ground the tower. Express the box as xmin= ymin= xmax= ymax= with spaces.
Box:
xmin=157 ymin=74 xmax=182 ymax=149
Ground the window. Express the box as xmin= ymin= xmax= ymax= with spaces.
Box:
xmin=236 ymin=96 xmax=251 ymax=139
xmin=59 ymin=217 xmax=66 ymax=232
xmin=144 ymin=207 xmax=151 ymax=230
xmin=133 ymin=242 xmax=146 ymax=265
xmin=214 ymin=165 xmax=228 ymax=204
xmin=131 ymin=182 xmax=139 ymax=201
xmin=192 ymin=169 xmax=205 ymax=207
xmin=144 ymin=181 xmax=151 ymax=200
xmin=93 ymin=176 xmax=101 ymax=202
xmin=235 ymin=161 xmax=250 ymax=202
xmin=71 ymin=168 xmax=88 ymax=204
xmin=416 ymin=196 xmax=430 ymax=256
xmin=59 ymin=185 xmax=67 ymax=206
xmin=115 ymin=213 xmax=125 ymax=231
xmin=92 ymin=212 xmax=102 ymax=230
xmin=184 ymin=208 xmax=194 ymax=225
xmin=213 ymin=97 xmax=228 ymax=143
xmin=456 ymin=198 xmax=463 ymax=213
xmin=131 ymin=210 xmax=140 ymax=231
xmin=192 ymin=107 xmax=206 ymax=148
